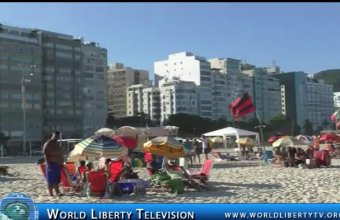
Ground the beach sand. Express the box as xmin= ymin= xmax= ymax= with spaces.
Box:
xmin=1 ymin=156 xmax=340 ymax=203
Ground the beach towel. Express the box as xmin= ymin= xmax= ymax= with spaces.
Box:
xmin=46 ymin=162 xmax=61 ymax=184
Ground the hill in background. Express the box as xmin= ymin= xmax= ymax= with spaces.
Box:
xmin=314 ymin=69 xmax=340 ymax=92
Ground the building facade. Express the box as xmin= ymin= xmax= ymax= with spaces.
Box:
xmin=158 ymin=77 xmax=198 ymax=123
xmin=242 ymin=66 xmax=281 ymax=122
xmin=82 ymin=42 xmax=107 ymax=137
xmin=0 ymin=24 xmax=43 ymax=149
xmin=40 ymin=30 xmax=83 ymax=140
xmin=126 ymin=84 xmax=161 ymax=125
xmin=154 ymin=52 xmax=212 ymax=119
xmin=209 ymin=58 xmax=254 ymax=121
xmin=334 ymin=92 xmax=340 ymax=109
xmin=107 ymin=63 xmax=149 ymax=118
xmin=275 ymin=72 xmax=334 ymax=131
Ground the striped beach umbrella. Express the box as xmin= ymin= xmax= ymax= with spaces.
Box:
xmin=73 ymin=135 xmax=128 ymax=158
xmin=272 ymin=136 xmax=303 ymax=147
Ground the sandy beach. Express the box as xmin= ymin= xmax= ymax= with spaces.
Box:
xmin=1 ymin=156 xmax=340 ymax=203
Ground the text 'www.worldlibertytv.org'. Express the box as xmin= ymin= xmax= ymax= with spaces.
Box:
xmin=225 ymin=212 xmax=340 ymax=219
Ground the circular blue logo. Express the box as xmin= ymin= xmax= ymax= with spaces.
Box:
xmin=0 ymin=192 xmax=38 ymax=220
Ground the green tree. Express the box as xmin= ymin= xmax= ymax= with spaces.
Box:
xmin=302 ymin=119 xmax=314 ymax=135
xmin=0 ymin=131 xmax=10 ymax=147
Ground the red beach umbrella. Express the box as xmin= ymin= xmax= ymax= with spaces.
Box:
xmin=268 ymin=136 xmax=282 ymax=144
xmin=112 ymin=136 xmax=138 ymax=149
xmin=319 ymin=134 xmax=340 ymax=142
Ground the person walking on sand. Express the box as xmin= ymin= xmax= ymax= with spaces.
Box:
xmin=43 ymin=131 xmax=64 ymax=196
xmin=202 ymin=135 xmax=210 ymax=160
xmin=192 ymin=138 xmax=202 ymax=164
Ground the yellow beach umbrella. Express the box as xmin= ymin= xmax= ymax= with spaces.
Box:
xmin=143 ymin=136 xmax=187 ymax=159
xmin=272 ymin=136 xmax=303 ymax=147
xmin=236 ymin=137 xmax=255 ymax=146
xmin=209 ymin=137 xmax=223 ymax=143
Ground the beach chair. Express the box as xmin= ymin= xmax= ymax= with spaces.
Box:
xmin=108 ymin=160 xmax=123 ymax=182
xmin=189 ymin=159 xmax=214 ymax=180
xmin=145 ymin=168 xmax=170 ymax=192
xmin=78 ymin=166 xmax=87 ymax=177
xmin=65 ymin=162 xmax=77 ymax=176
xmin=262 ymin=151 xmax=275 ymax=165
xmin=86 ymin=171 xmax=107 ymax=196
xmin=39 ymin=164 xmax=75 ymax=194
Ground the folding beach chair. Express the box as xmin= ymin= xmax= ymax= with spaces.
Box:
xmin=108 ymin=160 xmax=123 ymax=182
xmin=65 ymin=162 xmax=77 ymax=176
xmin=78 ymin=166 xmax=87 ymax=177
xmin=189 ymin=159 xmax=214 ymax=181
xmin=39 ymin=164 xmax=76 ymax=194
xmin=262 ymin=151 xmax=275 ymax=165
xmin=86 ymin=171 xmax=107 ymax=197
xmin=145 ymin=168 xmax=170 ymax=192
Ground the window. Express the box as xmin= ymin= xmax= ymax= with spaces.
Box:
xmin=56 ymin=44 xmax=72 ymax=50
xmin=43 ymin=43 xmax=54 ymax=48
xmin=0 ymin=64 xmax=8 ymax=70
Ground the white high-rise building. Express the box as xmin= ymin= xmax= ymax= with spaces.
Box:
xmin=126 ymin=84 xmax=161 ymax=125
xmin=82 ymin=42 xmax=108 ymax=137
xmin=209 ymin=58 xmax=254 ymax=121
xmin=334 ymin=92 xmax=340 ymax=109
xmin=159 ymin=77 xmax=198 ymax=123
xmin=154 ymin=52 xmax=212 ymax=118
xmin=107 ymin=63 xmax=149 ymax=118
xmin=242 ymin=66 xmax=281 ymax=122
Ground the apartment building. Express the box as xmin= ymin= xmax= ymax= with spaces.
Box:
xmin=82 ymin=42 xmax=107 ymax=137
xmin=275 ymin=72 xmax=334 ymax=131
xmin=154 ymin=52 xmax=212 ymax=119
xmin=209 ymin=58 xmax=254 ymax=121
xmin=159 ymin=77 xmax=198 ymax=123
xmin=107 ymin=63 xmax=149 ymax=118
xmin=126 ymin=85 xmax=161 ymax=125
xmin=40 ymin=30 xmax=84 ymax=140
xmin=0 ymin=24 xmax=43 ymax=149
xmin=334 ymin=92 xmax=340 ymax=109
xmin=242 ymin=65 xmax=281 ymax=122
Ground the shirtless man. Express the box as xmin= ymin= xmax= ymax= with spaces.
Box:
xmin=43 ymin=131 xmax=64 ymax=196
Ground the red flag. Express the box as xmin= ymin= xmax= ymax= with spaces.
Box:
xmin=228 ymin=93 xmax=255 ymax=120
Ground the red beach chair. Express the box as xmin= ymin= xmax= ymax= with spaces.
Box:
xmin=86 ymin=171 xmax=107 ymax=196
xmin=189 ymin=159 xmax=214 ymax=180
xmin=108 ymin=160 xmax=123 ymax=182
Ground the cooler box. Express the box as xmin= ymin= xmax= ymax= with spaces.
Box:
xmin=118 ymin=180 xmax=137 ymax=194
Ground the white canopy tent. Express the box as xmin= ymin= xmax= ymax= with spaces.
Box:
xmin=203 ymin=127 xmax=260 ymax=151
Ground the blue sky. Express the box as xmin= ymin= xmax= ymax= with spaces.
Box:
xmin=0 ymin=3 xmax=339 ymax=78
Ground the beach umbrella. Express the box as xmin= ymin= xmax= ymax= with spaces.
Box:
xmin=67 ymin=150 xmax=87 ymax=162
xmin=111 ymin=136 xmax=138 ymax=149
xmin=116 ymin=126 xmax=138 ymax=138
xmin=143 ymin=136 xmax=187 ymax=158
xmin=268 ymin=135 xmax=282 ymax=144
xmin=73 ymin=135 xmax=128 ymax=158
xmin=209 ymin=137 xmax=224 ymax=144
xmin=95 ymin=128 xmax=115 ymax=136
xmin=272 ymin=136 xmax=303 ymax=147
xmin=296 ymin=135 xmax=314 ymax=145
xmin=319 ymin=134 xmax=340 ymax=142
xmin=236 ymin=137 xmax=255 ymax=146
